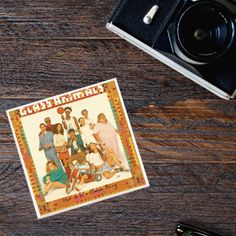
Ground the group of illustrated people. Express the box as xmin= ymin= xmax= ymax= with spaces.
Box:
xmin=38 ymin=107 xmax=127 ymax=196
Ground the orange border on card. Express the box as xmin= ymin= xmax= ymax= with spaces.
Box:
xmin=7 ymin=79 xmax=149 ymax=218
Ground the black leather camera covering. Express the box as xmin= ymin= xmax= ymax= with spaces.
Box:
xmin=110 ymin=0 xmax=183 ymax=45
xmin=109 ymin=0 xmax=236 ymax=95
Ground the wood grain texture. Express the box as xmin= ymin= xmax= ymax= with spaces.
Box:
xmin=0 ymin=0 xmax=236 ymax=235
xmin=0 ymin=0 xmax=118 ymax=39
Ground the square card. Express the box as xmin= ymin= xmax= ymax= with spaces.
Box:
xmin=7 ymin=78 xmax=149 ymax=219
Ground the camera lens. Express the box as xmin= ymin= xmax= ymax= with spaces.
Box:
xmin=172 ymin=1 xmax=235 ymax=64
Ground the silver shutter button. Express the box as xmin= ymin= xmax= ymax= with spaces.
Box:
xmin=143 ymin=5 xmax=159 ymax=25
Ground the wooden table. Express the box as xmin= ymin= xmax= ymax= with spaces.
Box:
xmin=0 ymin=0 xmax=236 ymax=235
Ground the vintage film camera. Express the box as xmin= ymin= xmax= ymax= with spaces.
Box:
xmin=107 ymin=0 xmax=236 ymax=99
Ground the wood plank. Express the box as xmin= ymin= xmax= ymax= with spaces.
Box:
xmin=1 ymin=98 xmax=236 ymax=163
xmin=0 ymin=0 xmax=119 ymax=39
xmin=0 ymin=0 xmax=236 ymax=234
xmin=0 ymin=162 xmax=236 ymax=235
xmin=0 ymin=39 xmax=214 ymax=100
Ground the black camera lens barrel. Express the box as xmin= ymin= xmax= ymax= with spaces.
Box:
xmin=171 ymin=1 xmax=236 ymax=65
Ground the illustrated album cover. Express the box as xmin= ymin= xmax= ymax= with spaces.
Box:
xmin=7 ymin=78 xmax=149 ymax=219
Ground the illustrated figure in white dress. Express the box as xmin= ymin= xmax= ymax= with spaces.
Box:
xmin=78 ymin=117 xmax=97 ymax=146
xmin=81 ymin=109 xmax=95 ymax=129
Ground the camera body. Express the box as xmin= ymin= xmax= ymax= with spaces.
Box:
xmin=107 ymin=0 xmax=236 ymax=99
